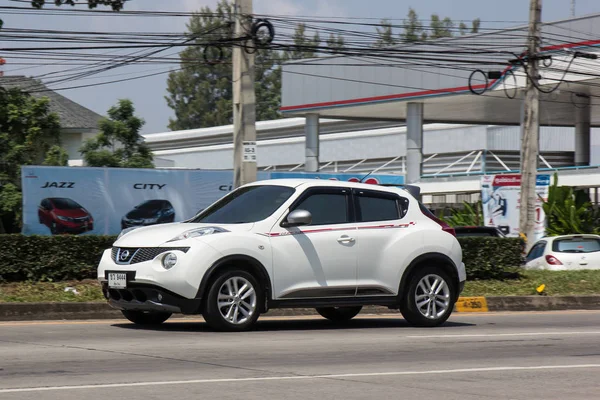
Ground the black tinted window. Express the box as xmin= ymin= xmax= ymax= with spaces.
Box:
xmin=293 ymin=192 xmax=348 ymax=225
xmin=357 ymin=195 xmax=399 ymax=222
xmin=526 ymin=242 xmax=546 ymax=261
xmin=553 ymin=238 xmax=600 ymax=253
xmin=51 ymin=198 xmax=82 ymax=210
xmin=190 ymin=185 xmax=294 ymax=224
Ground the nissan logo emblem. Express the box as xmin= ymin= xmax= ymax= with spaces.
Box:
xmin=120 ymin=250 xmax=130 ymax=261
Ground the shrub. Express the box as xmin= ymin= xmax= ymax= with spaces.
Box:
xmin=0 ymin=235 xmax=524 ymax=283
xmin=458 ymin=237 xmax=524 ymax=280
xmin=0 ymin=235 xmax=116 ymax=282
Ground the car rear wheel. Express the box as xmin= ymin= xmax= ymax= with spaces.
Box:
xmin=121 ymin=310 xmax=172 ymax=325
xmin=316 ymin=306 xmax=362 ymax=322
xmin=400 ymin=266 xmax=456 ymax=327
xmin=203 ymin=269 xmax=262 ymax=332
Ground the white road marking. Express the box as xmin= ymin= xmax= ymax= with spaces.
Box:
xmin=406 ymin=331 xmax=600 ymax=339
xmin=2 ymin=364 xmax=600 ymax=393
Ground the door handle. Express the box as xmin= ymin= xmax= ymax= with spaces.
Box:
xmin=337 ymin=235 xmax=355 ymax=243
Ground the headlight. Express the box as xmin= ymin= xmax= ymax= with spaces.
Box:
xmin=57 ymin=216 xmax=73 ymax=222
xmin=168 ymin=227 xmax=228 ymax=242
xmin=117 ymin=227 xmax=139 ymax=240
xmin=162 ymin=252 xmax=178 ymax=270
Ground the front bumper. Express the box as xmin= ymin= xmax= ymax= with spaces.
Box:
xmin=97 ymin=241 xmax=223 ymax=300
xmin=102 ymin=282 xmax=202 ymax=314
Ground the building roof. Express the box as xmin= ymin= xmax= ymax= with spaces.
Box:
xmin=0 ymin=76 xmax=103 ymax=130
xmin=281 ymin=13 xmax=600 ymax=126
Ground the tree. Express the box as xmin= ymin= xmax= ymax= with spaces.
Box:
xmin=284 ymin=23 xmax=322 ymax=60
xmin=540 ymin=173 xmax=600 ymax=236
xmin=430 ymin=14 xmax=454 ymax=39
xmin=167 ymin=0 xmax=294 ymax=130
xmin=402 ymin=8 xmax=424 ymax=43
xmin=471 ymin=18 xmax=481 ymax=34
xmin=0 ymin=88 xmax=65 ymax=233
xmin=459 ymin=22 xmax=468 ymax=35
xmin=326 ymin=33 xmax=345 ymax=51
xmin=79 ymin=99 xmax=154 ymax=168
xmin=31 ymin=0 xmax=126 ymax=10
xmin=374 ymin=19 xmax=396 ymax=48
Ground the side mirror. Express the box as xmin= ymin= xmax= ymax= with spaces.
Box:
xmin=285 ymin=209 xmax=312 ymax=227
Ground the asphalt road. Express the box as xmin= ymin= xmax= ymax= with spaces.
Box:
xmin=0 ymin=310 xmax=599 ymax=400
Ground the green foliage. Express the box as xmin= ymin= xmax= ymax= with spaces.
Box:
xmin=541 ymin=173 xmax=600 ymax=236
xmin=31 ymin=0 xmax=125 ymax=10
xmin=429 ymin=14 xmax=454 ymax=39
xmin=374 ymin=19 xmax=396 ymax=47
xmin=401 ymin=8 xmax=424 ymax=42
xmin=166 ymin=0 xmax=285 ymax=130
xmin=0 ymin=235 xmax=117 ymax=282
xmin=284 ymin=23 xmax=321 ymax=59
xmin=43 ymin=144 xmax=69 ymax=166
xmin=326 ymin=33 xmax=345 ymax=50
xmin=459 ymin=22 xmax=468 ymax=35
xmin=458 ymin=237 xmax=525 ymax=280
xmin=0 ymin=88 xmax=66 ymax=233
xmin=443 ymin=201 xmax=484 ymax=227
xmin=80 ymin=99 xmax=153 ymax=168
xmin=0 ymin=234 xmax=522 ymax=283
xmin=471 ymin=18 xmax=481 ymax=33
xmin=461 ymin=269 xmax=600 ymax=297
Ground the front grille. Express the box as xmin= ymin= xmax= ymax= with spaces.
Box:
xmin=111 ymin=247 xmax=189 ymax=265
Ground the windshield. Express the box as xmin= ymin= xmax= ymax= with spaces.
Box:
xmin=189 ymin=185 xmax=295 ymax=224
xmin=52 ymin=198 xmax=82 ymax=210
xmin=137 ymin=200 xmax=165 ymax=211
xmin=553 ymin=237 xmax=600 ymax=253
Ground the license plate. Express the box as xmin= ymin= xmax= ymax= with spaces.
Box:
xmin=108 ymin=272 xmax=127 ymax=289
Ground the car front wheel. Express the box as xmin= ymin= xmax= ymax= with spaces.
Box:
xmin=400 ymin=266 xmax=456 ymax=327
xmin=203 ymin=269 xmax=262 ymax=332
xmin=121 ymin=310 xmax=172 ymax=325
xmin=316 ymin=306 xmax=362 ymax=322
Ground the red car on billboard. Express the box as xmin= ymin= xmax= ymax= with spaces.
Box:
xmin=38 ymin=197 xmax=94 ymax=235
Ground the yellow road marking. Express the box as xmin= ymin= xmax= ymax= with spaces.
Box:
xmin=455 ymin=296 xmax=489 ymax=312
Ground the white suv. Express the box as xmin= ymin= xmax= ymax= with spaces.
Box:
xmin=98 ymin=179 xmax=466 ymax=331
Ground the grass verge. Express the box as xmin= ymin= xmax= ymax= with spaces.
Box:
xmin=462 ymin=269 xmax=600 ymax=296
xmin=0 ymin=270 xmax=598 ymax=303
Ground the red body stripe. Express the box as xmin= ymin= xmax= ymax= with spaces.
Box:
xmin=266 ymin=222 xmax=416 ymax=237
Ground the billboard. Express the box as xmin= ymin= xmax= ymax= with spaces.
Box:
xmin=22 ymin=166 xmax=405 ymax=236
xmin=21 ymin=166 xmax=269 ymax=236
xmin=481 ymin=174 xmax=550 ymax=241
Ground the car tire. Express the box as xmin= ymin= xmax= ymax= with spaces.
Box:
xmin=316 ymin=306 xmax=362 ymax=322
xmin=400 ymin=266 xmax=456 ymax=328
xmin=203 ymin=269 xmax=262 ymax=332
xmin=121 ymin=310 xmax=172 ymax=325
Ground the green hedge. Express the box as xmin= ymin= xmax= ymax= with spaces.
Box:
xmin=0 ymin=235 xmax=524 ymax=282
xmin=0 ymin=235 xmax=117 ymax=282
xmin=458 ymin=237 xmax=525 ymax=280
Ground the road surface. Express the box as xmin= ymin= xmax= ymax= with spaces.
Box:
xmin=1 ymin=311 xmax=599 ymax=399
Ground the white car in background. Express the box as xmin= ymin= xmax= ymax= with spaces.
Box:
xmin=525 ymin=234 xmax=600 ymax=270
xmin=97 ymin=179 xmax=466 ymax=331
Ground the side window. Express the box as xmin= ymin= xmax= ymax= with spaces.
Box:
xmin=526 ymin=242 xmax=546 ymax=261
xmin=292 ymin=192 xmax=349 ymax=226
xmin=356 ymin=193 xmax=400 ymax=222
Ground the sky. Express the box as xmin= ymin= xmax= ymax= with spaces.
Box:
xmin=1 ymin=0 xmax=600 ymax=134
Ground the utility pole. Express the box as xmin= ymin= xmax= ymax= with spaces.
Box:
xmin=519 ymin=0 xmax=542 ymax=251
xmin=571 ymin=0 xmax=575 ymax=17
xmin=232 ymin=0 xmax=257 ymax=188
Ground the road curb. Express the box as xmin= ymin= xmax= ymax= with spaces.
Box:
xmin=1 ymin=295 xmax=600 ymax=321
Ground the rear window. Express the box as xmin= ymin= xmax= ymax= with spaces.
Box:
xmin=552 ymin=238 xmax=600 ymax=253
